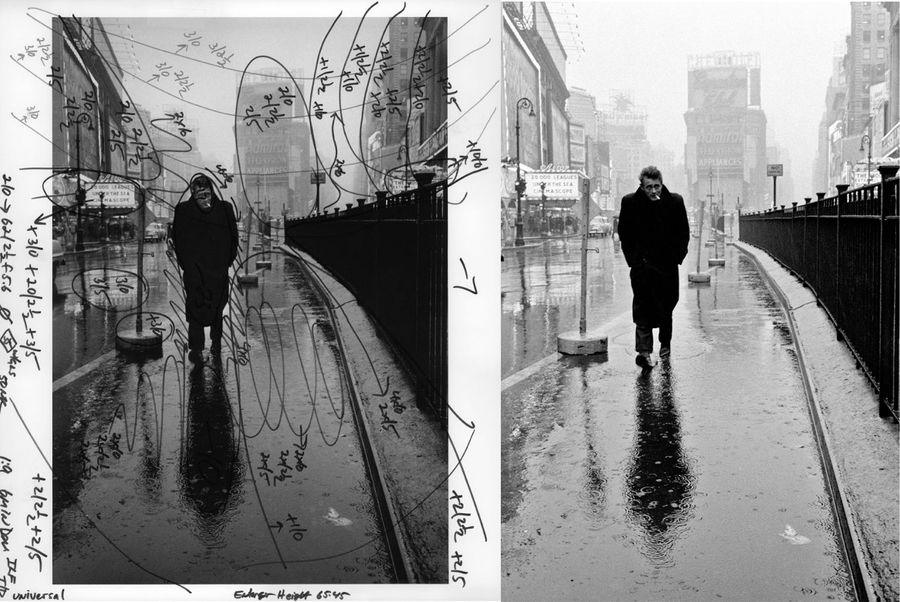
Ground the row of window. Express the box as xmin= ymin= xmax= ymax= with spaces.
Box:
xmin=861 ymin=29 xmax=886 ymax=42
xmin=860 ymin=46 xmax=887 ymax=60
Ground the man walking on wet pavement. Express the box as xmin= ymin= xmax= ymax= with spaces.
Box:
xmin=173 ymin=173 xmax=239 ymax=362
xmin=617 ymin=165 xmax=690 ymax=369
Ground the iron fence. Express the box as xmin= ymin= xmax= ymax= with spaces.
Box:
xmin=284 ymin=178 xmax=448 ymax=425
xmin=739 ymin=166 xmax=899 ymax=419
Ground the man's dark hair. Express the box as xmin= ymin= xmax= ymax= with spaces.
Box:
xmin=639 ymin=165 xmax=663 ymax=184
xmin=190 ymin=173 xmax=213 ymax=191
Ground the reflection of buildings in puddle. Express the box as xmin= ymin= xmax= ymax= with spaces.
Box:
xmin=624 ymin=365 xmax=694 ymax=566
xmin=501 ymin=363 xmax=569 ymax=524
xmin=576 ymin=361 xmax=607 ymax=518
xmin=179 ymin=362 xmax=243 ymax=544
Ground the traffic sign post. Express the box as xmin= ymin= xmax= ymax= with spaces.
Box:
xmin=311 ymin=171 xmax=326 ymax=214
xmin=558 ymin=175 xmax=608 ymax=356
xmin=767 ymin=164 xmax=783 ymax=209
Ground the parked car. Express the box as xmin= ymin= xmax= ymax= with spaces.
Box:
xmin=589 ymin=216 xmax=613 ymax=237
xmin=144 ymin=222 xmax=167 ymax=242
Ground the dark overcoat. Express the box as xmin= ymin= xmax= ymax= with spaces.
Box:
xmin=617 ymin=185 xmax=690 ymax=327
xmin=172 ymin=190 xmax=238 ymax=326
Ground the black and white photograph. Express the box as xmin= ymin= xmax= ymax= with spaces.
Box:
xmin=1 ymin=1 xmax=498 ymax=599
xmin=500 ymin=2 xmax=898 ymax=601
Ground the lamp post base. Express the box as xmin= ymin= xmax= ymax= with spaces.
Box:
xmin=116 ymin=329 xmax=163 ymax=355
xmin=514 ymin=222 xmax=525 ymax=246
xmin=238 ymin=273 xmax=259 ymax=286
xmin=558 ymin=329 xmax=608 ymax=356
xmin=688 ymin=271 xmax=711 ymax=283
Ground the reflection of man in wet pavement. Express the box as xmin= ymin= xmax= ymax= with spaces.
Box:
xmin=181 ymin=363 xmax=241 ymax=545
xmin=173 ymin=174 xmax=239 ymax=362
xmin=617 ymin=166 xmax=690 ymax=368
xmin=625 ymin=365 xmax=694 ymax=566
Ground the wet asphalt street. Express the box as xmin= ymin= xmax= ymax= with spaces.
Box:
xmin=51 ymin=236 xmax=394 ymax=584
xmin=501 ymin=237 xmax=854 ymax=601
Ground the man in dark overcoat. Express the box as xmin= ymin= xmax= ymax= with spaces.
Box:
xmin=617 ymin=166 xmax=690 ymax=368
xmin=172 ymin=174 xmax=239 ymax=362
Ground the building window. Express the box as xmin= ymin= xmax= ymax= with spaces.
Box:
xmin=863 ymin=30 xmax=871 ymax=42
xmin=863 ymin=63 xmax=872 ymax=77
xmin=877 ymin=47 xmax=885 ymax=59
xmin=863 ymin=47 xmax=871 ymax=59
xmin=877 ymin=30 xmax=885 ymax=41
xmin=877 ymin=13 xmax=886 ymax=25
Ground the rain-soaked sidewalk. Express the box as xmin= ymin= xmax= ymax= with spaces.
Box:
xmin=502 ymin=241 xmax=861 ymax=601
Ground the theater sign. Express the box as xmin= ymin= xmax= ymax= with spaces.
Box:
xmin=524 ymin=171 xmax=585 ymax=207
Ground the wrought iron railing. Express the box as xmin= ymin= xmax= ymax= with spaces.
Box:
xmin=285 ymin=178 xmax=448 ymax=425
xmin=739 ymin=166 xmax=899 ymax=419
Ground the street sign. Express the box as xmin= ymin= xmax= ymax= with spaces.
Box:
xmin=310 ymin=171 xmax=326 ymax=184
xmin=767 ymin=164 xmax=783 ymax=177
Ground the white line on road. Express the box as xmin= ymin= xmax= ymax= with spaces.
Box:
xmin=502 ymin=310 xmax=633 ymax=392
xmin=53 ymin=350 xmax=116 ymax=392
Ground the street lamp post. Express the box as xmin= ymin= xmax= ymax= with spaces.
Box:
xmin=98 ymin=192 xmax=106 ymax=242
xmin=860 ymin=131 xmax=873 ymax=186
xmin=540 ymin=181 xmax=547 ymax=237
xmin=73 ymin=114 xmax=93 ymax=252
xmin=514 ymin=96 xmax=534 ymax=247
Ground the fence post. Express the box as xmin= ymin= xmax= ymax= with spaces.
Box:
xmin=375 ymin=190 xmax=388 ymax=318
xmin=835 ymin=184 xmax=850 ymax=341
xmin=802 ymin=197 xmax=812 ymax=288
xmin=816 ymin=192 xmax=825 ymax=298
xmin=412 ymin=172 xmax=435 ymax=404
xmin=877 ymin=165 xmax=899 ymax=416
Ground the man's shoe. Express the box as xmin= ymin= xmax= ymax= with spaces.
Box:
xmin=188 ymin=349 xmax=203 ymax=363
xmin=659 ymin=345 xmax=671 ymax=359
xmin=210 ymin=342 xmax=221 ymax=355
xmin=635 ymin=352 xmax=655 ymax=368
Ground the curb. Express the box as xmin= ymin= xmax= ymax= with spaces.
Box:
xmin=735 ymin=240 xmax=884 ymax=602
xmin=282 ymin=245 xmax=416 ymax=583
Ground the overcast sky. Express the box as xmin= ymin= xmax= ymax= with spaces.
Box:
xmin=109 ymin=15 xmax=391 ymax=196
xmin=564 ymin=1 xmax=851 ymax=196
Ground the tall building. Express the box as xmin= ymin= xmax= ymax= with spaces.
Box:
xmin=598 ymin=91 xmax=651 ymax=210
xmin=814 ymin=42 xmax=849 ymax=193
xmin=156 ymin=106 xmax=202 ymax=219
xmin=683 ymin=52 xmax=767 ymax=212
xmin=880 ymin=1 xmax=899 ymax=161
xmin=234 ymin=68 xmax=309 ymax=217
xmin=566 ymin=87 xmax=597 ymax=175
xmin=361 ymin=16 xmax=448 ymax=195
xmin=501 ymin=2 xmax=571 ymax=238
xmin=846 ymin=2 xmax=892 ymax=136
xmin=51 ymin=17 xmax=134 ymax=246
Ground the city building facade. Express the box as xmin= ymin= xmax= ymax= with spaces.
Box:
xmin=234 ymin=68 xmax=310 ymax=219
xmin=501 ymin=2 xmax=571 ymax=240
xmin=683 ymin=52 xmax=767 ymax=213
xmin=360 ymin=16 xmax=448 ymax=197
xmin=598 ymin=91 xmax=651 ymax=212
xmin=51 ymin=17 xmax=135 ymax=247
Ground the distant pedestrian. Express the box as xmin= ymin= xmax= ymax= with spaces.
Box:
xmin=617 ymin=166 xmax=690 ymax=368
xmin=172 ymin=174 xmax=239 ymax=362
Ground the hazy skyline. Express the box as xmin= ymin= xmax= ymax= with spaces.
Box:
xmin=110 ymin=15 xmax=396 ymax=201
xmin=565 ymin=2 xmax=852 ymax=197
